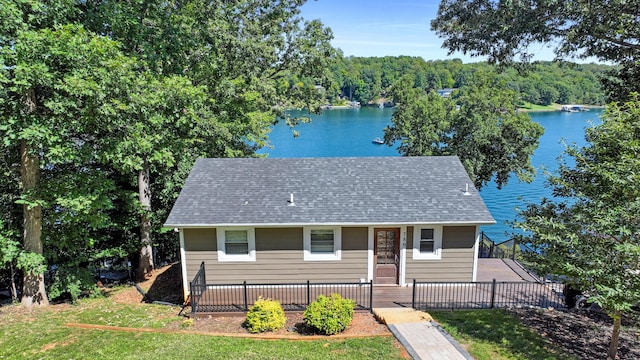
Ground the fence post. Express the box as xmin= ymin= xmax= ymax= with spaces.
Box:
xmin=189 ymin=281 xmax=195 ymax=314
xmin=412 ymin=279 xmax=416 ymax=309
xmin=243 ymin=281 xmax=248 ymax=311
xmin=306 ymin=280 xmax=310 ymax=307
xmin=490 ymin=279 xmax=497 ymax=308
xmin=369 ymin=280 xmax=374 ymax=313
xmin=200 ymin=261 xmax=206 ymax=284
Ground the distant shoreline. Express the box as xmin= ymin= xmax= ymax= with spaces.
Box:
xmin=319 ymin=104 xmax=605 ymax=113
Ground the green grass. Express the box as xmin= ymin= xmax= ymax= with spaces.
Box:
xmin=431 ymin=309 xmax=576 ymax=360
xmin=518 ymin=102 xmax=561 ymax=112
xmin=0 ymin=296 xmax=403 ymax=360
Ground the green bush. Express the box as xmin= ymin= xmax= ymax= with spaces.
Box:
xmin=244 ymin=297 xmax=287 ymax=333
xmin=303 ymin=293 xmax=355 ymax=335
xmin=47 ymin=266 xmax=99 ymax=303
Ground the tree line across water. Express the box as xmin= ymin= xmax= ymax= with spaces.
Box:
xmin=323 ymin=56 xmax=612 ymax=107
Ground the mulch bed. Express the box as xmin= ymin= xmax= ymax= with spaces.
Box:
xmin=506 ymin=307 xmax=640 ymax=360
xmin=167 ymin=311 xmax=392 ymax=338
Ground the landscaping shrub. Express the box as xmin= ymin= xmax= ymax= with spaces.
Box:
xmin=244 ymin=297 xmax=287 ymax=333
xmin=303 ymin=293 xmax=355 ymax=335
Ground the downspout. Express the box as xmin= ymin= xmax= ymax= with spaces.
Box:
xmin=179 ymin=228 xmax=189 ymax=300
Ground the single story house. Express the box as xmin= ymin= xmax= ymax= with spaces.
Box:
xmin=164 ymin=156 xmax=495 ymax=299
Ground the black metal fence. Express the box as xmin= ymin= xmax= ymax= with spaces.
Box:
xmin=190 ymin=262 xmax=373 ymax=314
xmin=478 ymin=232 xmax=518 ymax=259
xmin=411 ymin=279 xmax=565 ymax=310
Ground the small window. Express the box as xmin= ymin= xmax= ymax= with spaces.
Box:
xmin=304 ymin=226 xmax=341 ymax=261
xmin=413 ymin=226 xmax=442 ymax=260
xmin=419 ymin=229 xmax=435 ymax=253
xmin=217 ymin=227 xmax=255 ymax=262
xmin=225 ymin=230 xmax=249 ymax=255
xmin=310 ymin=229 xmax=334 ymax=253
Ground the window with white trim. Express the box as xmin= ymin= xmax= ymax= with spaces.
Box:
xmin=304 ymin=226 xmax=341 ymax=261
xmin=413 ymin=225 xmax=442 ymax=260
xmin=216 ymin=227 xmax=256 ymax=262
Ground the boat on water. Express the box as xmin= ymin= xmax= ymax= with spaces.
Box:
xmin=372 ymin=137 xmax=384 ymax=144
xmin=561 ymin=104 xmax=588 ymax=112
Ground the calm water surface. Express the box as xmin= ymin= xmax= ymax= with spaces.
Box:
xmin=259 ymin=107 xmax=603 ymax=241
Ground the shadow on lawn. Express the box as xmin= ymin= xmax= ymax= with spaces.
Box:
xmin=143 ymin=262 xmax=184 ymax=305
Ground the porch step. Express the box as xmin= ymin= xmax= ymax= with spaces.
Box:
xmin=373 ymin=308 xmax=433 ymax=324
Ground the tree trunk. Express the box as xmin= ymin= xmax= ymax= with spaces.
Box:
xmin=136 ymin=159 xmax=154 ymax=280
xmin=607 ymin=310 xmax=621 ymax=360
xmin=10 ymin=263 xmax=18 ymax=302
xmin=20 ymin=138 xmax=49 ymax=307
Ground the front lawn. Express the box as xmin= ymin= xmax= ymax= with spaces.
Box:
xmin=0 ymin=296 xmax=404 ymax=360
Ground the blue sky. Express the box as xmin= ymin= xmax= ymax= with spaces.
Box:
xmin=300 ymin=0 xmax=557 ymax=63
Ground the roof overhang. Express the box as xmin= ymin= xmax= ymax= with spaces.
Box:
xmin=165 ymin=220 xmax=497 ymax=228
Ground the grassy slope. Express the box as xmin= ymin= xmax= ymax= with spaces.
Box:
xmin=431 ymin=310 xmax=576 ymax=360
xmin=0 ymin=296 xmax=403 ymax=360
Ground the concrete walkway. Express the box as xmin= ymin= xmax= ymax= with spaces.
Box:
xmin=373 ymin=308 xmax=473 ymax=360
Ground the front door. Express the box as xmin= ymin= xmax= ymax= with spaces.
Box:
xmin=374 ymin=228 xmax=400 ymax=284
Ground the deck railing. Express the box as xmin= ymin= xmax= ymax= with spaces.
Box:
xmin=478 ymin=232 xmax=519 ymax=259
xmin=411 ymin=279 xmax=565 ymax=310
xmin=189 ymin=263 xmax=373 ymax=314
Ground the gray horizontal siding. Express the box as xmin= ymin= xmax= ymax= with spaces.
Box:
xmin=183 ymin=227 xmax=368 ymax=284
xmin=405 ymin=226 xmax=476 ymax=282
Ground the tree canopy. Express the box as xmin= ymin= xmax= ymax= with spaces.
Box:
xmin=384 ymin=71 xmax=544 ymax=189
xmin=0 ymin=0 xmax=335 ymax=305
xmin=515 ymin=96 xmax=640 ymax=359
xmin=431 ymin=0 xmax=640 ymax=65
xmin=326 ymin=56 xmax=610 ymax=107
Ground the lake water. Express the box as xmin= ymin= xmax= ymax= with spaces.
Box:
xmin=258 ymin=107 xmax=603 ymax=242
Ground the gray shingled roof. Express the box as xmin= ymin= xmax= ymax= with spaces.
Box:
xmin=164 ymin=156 xmax=495 ymax=226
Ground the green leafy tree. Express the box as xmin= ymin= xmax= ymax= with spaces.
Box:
xmin=98 ymin=73 xmax=222 ymax=279
xmin=385 ymin=72 xmax=543 ymax=189
xmin=432 ymin=0 xmax=640 ymax=65
xmin=515 ymin=96 xmax=640 ymax=360
xmin=0 ymin=1 xmax=142 ymax=306
xmin=84 ymin=0 xmax=336 ymax=277
xmin=431 ymin=0 xmax=637 ymax=101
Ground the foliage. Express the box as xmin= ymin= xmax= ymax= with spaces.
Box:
xmin=385 ymin=71 xmax=544 ymax=189
xmin=431 ymin=0 xmax=640 ymax=65
xmin=244 ymin=297 xmax=287 ymax=333
xmin=81 ymin=0 xmax=336 ymax=278
xmin=180 ymin=318 xmax=194 ymax=328
xmin=46 ymin=266 xmax=99 ymax=302
xmin=431 ymin=310 xmax=576 ymax=360
xmin=1 ymin=0 xmax=336 ymax=304
xmin=0 ymin=10 xmax=138 ymax=305
xmin=303 ymin=293 xmax=355 ymax=335
xmin=327 ymin=55 xmax=610 ymax=106
xmin=514 ymin=96 xmax=640 ymax=359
